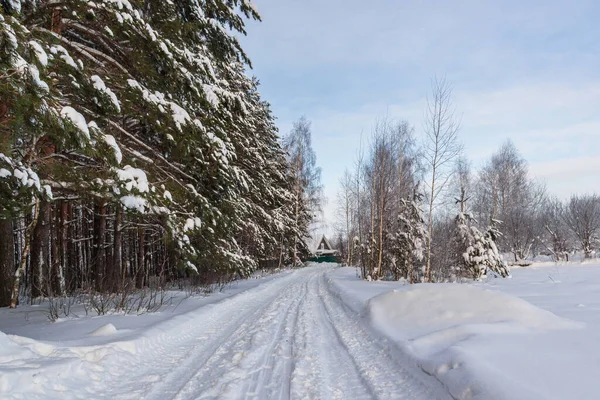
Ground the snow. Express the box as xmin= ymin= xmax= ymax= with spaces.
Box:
xmin=0 ymin=265 xmax=445 ymax=399
xmin=0 ymin=168 xmax=11 ymax=178
xmin=89 ymin=323 xmax=118 ymax=336
xmin=330 ymin=263 xmax=600 ymax=400
xmin=3 ymin=31 xmax=49 ymax=92
xmin=50 ymin=45 xmax=79 ymax=70
xmin=28 ymin=41 xmax=48 ymax=66
xmin=103 ymin=134 xmax=122 ymax=164
xmin=91 ymin=75 xmax=121 ymax=112
xmin=42 ymin=184 xmax=53 ymax=200
xmin=26 ymin=64 xmax=49 ymax=92
xmin=3 ymin=0 xmax=20 ymax=13
xmin=367 ymin=285 xmax=579 ymax=346
xmin=2 ymin=24 xmax=17 ymax=51
xmin=185 ymin=261 xmax=198 ymax=273
xmin=159 ymin=41 xmax=173 ymax=59
xmin=120 ymin=194 xmax=147 ymax=212
xmin=3 ymin=262 xmax=600 ymax=399
xmin=11 ymin=166 xmax=41 ymax=190
xmin=127 ymin=79 xmax=192 ymax=131
xmin=104 ymin=0 xmax=133 ymax=11
xmin=116 ymin=165 xmax=149 ymax=192
xmin=203 ymin=84 xmax=220 ymax=106
xmin=60 ymin=106 xmax=90 ymax=141
xmin=183 ymin=217 xmax=201 ymax=232
xmin=169 ymin=103 xmax=190 ymax=130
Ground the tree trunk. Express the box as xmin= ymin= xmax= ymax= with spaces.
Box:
xmin=369 ymin=174 xmax=376 ymax=278
xmin=345 ymin=194 xmax=351 ymax=266
xmin=11 ymin=199 xmax=40 ymax=308
xmin=0 ymin=218 xmax=14 ymax=307
xmin=293 ymin=185 xmax=299 ymax=265
xmin=377 ymin=192 xmax=385 ymax=280
xmin=50 ymin=204 xmax=64 ymax=295
xmin=92 ymin=202 xmax=107 ymax=291
xmin=113 ymin=205 xmax=123 ymax=291
xmin=278 ymin=233 xmax=284 ymax=269
xmin=425 ymin=167 xmax=436 ymax=283
xmin=136 ymin=227 xmax=145 ymax=288
xmin=51 ymin=8 xmax=62 ymax=34
xmin=60 ymin=201 xmax=71 ymax=291
xmin=31 ymin=201 xmax=51 ymax=298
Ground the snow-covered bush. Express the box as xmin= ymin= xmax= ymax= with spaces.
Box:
xmin=454 ymin=213 xmax=510 ymax=280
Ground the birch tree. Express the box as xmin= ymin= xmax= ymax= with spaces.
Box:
xmin=539 ymin=197 xmax=571 ymax=261
xmin=473 ymin=141 xmax=546 ymax=262
xmin=336 ymin=118 xmax=418 ymax=280
xmin=563 ymin=194 xmax=600 ymax=259
xmin=337 ymin=169 xmax=354 ymax=265
xmin=282 ymin=117 xmax=323 ymax=263
xmin=422 ymin=77 xmax=462 ymax=282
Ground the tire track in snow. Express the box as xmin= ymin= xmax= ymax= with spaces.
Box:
xmin=140 ymin=268 xmax=314 ymax=400
xmin=79 ymin=268 xmax=315 ymax=400
xmin=316 ymin=273 xmax=451 ymax=400
xmin=12 ymin=265 xmax=451 ymax=400
xmin=171 ymin=268 xmax=311 ymax=399
xmin=289 ymin=273 xmax=371 ymax=400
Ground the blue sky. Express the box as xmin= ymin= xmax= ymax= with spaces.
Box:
xmin=239 ymin=0 xmax=600 ymax=230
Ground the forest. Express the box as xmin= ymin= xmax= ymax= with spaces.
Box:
xmin=333 ymin=78 xmax=599 ymax=283
xmin=0 ymin=0 xmax=318 ymax=309
xmin=1 ymin=0 xmax=598 ymax=312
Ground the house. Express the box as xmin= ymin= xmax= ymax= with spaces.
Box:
xmin=308 ymin=235 xmax=341 ymax=263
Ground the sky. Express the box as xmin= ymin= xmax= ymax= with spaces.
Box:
xmin=239 ymin=0 xmax=600 ymax=233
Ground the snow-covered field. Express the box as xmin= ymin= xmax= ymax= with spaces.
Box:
xmin=1 ymin=262 xmax=599 ymax=399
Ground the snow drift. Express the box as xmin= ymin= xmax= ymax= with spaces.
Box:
xmin=366 ymin=284 xmax=580 ymax=352
xmin=365 ymin=284 xmax=583 ymax=400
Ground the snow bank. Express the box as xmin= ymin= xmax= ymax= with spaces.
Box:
xmin=366 ymin=285 xmax=580 ymax=356
xmin=328 ymin=266 xmax=596 ymax=400
xmin=89 ymin=323 xmax=118 ymax=336
xmin=365 ymin=284 xmax=582 ymax=399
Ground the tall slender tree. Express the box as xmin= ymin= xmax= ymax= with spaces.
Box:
xmin=422 ymin=77 xmax=462 ymax=282
xmin=282 ymin=117 xmax=323 ymax=264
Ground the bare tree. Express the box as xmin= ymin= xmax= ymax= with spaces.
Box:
xmin=282 ymin=117 xmax=323 ymax=263
xmin=335 ymin=118 xmax=418 ymax=280
xmin=563 ymin=194 xmax=600 ymax=259
xmin=539 ymin=197 xmax=571 ymax=261
xmin=336 ymin=169 xmax=354 ymax=266
xmin=422 ymin=77 xmax=463 ymax=282
xmin=451 ymin=156 xmax=472 ymax=213
xmin=473 ymin=140 xmax=546 ymax=263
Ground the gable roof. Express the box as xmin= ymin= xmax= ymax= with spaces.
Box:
xmin=312 ymin=234 xmax=335 ymax=254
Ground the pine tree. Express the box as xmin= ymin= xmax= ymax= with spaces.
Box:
xmin=389 ymin=190 xmax=427 ymax=283
xmin=1 ymin=0 xmax=303 ymax=306
xmin=454 ymin=213 xmax=510 ymax=280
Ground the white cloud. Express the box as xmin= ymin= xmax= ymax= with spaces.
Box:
xmin=243 ymin=0 xmax=600 ymax=226
xmin=530 ymin=156 xmax=600 ymax=198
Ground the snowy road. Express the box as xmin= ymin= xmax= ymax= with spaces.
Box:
xmin=2 ymin=265 xmax=449 ymax=400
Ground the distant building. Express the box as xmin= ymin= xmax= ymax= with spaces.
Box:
xmin=308 ymin=235 xmax=340 ymax=263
